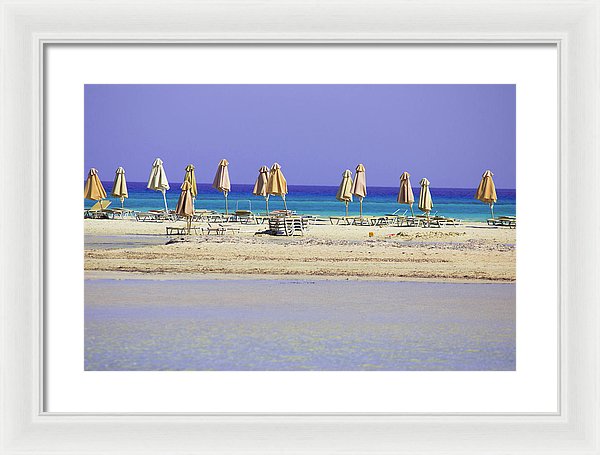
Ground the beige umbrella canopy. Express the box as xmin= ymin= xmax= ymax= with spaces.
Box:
xmin=147 ymin=158 xmax=170 ymax=212
xmin=418 ymin=177 xmax=433 ymax=217
xmin=183 ymin=164 xmax=198 ymax=199
xmin=266 ymin=162 xmax=288 ymax=211
xmin=212 ymin=159 xmax=231 ymax=214
xmin=336 ymin=169 xmax=353 ymax=216
xmin=252 ymin=165 xmax=270 ymax=213
xmin=397 ymin=171 xmax=415 ymax=216
xmin=351 ymin=163 xmax=367 ymax=217
xmin=176 ymin=180 xmax=195 ymax=234
xmin=475 ymin=170 xmax=498 ymax=219
xmin=111 ymin=166 xmax=128 ymax=208
xmin=84 ymin=168 xmax=107 ymax=203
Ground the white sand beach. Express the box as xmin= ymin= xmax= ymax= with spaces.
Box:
xmin=84 ymin=219 xmax=515 ymax=282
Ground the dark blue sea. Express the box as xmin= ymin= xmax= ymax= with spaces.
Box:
xmin=87 ymin=182 xmax=516 ymax=221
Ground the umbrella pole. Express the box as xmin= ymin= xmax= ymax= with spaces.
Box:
xmin=120 ymin=197 xmax=124 ymax=209
xmin=161 ymin=189 xmax=168 ymax=212
xmin=265 ymin=196 xmax=269 ymax=214
xmin=283 ymin=196 xmax=287 ymax=211
xmin=187 ymin=217 xmax=192 ymax=235
xmin=490 ymin=203 xmax=495 ymax=219
xmin=345 ymin=201 xmax=349 ymax=217
xmin=410 ymin=204 xmax=414 ymax=217
xmin=359 ymin=197 xmax=363 ymax=217
xmin=224 ymin=192 xmax=228 ymax=215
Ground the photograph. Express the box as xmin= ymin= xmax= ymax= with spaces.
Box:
xmin=84 ymin=83 xmax=516 ymax=371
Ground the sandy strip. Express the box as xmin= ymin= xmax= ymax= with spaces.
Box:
xmin=84 ymin=219 xmax=515 ymax=282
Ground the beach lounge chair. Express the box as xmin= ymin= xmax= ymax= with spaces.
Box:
xmin=105 ymin=207 xmax=134 ymax=219
xmin=383 ymin=210 xmax=408 ymax=227
xmin=234 ymin=209 xmax=256 ymax=224
xmin=84 ymin=200 xmax=112 ymax=219
xmin=136 ymin=211 xmax=171 ymax=222
xmin=202 ymin=223 xmax=241 ymax=235
xmin=487 ymin=216 xmax=516 ymax=228
xmin=267 ymin=216 xmax=306 ymax=236
xmin=149 ymin=209 xmax=177 ymax=221
xmin=204 ymin=223 xmax=226 ymax=235
xmin=350 ymin=216 xmax=371 ymax=226
xmin=222 ymin=224 xmax=241 ymax=234
xmin=166 ymin=225 xmax=202 ymax=236
xmin=369 ymin=216 xmax=390 ymax=227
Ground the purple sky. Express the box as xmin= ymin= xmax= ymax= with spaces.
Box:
xmin=84 ymin=84 xmax=515 ymax=188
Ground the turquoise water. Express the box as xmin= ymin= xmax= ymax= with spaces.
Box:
xmin=85 ymin=279 xmax=516 ymax=371
xmin=87 ymin=182 xmax=516 ymax=221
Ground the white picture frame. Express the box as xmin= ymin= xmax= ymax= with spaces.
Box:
xmin=1 ymin=0 xmax=598 ymax=453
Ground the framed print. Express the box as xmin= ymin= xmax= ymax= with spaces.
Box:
xmin=46 ymin=44 xmax=555 ymax=414
xmin=1 ymin=0 xmax=599 ymax=454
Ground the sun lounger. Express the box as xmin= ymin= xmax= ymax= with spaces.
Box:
xmin=233 ymin=210 xmax=256 ymax=224
xmin=270 ymin=210 xmax=297 ymax=217
xmin=84 ymin=209 xmax=110 ymax=219
xmin=369 ymin=216 xmax=390 ymax=226
xmin=267 ymin=216 xmax=306 ymax=236
xmin=105 ymin=208 xmax=135 ymax=219
xmin=166 ymin=226 xmax=202 ymax=236
xmin=254 ymin=215 xmax=269 ymax=224
xmin=487 ymin=217 xmax=516 ymax=228
xmin=203 ymin=223 xmax=226 ymax=235
xmin=349 ymin=216 xmax=371 ymax=226
xmin=202 ymin=223 xmax=241 ymax=235
xmin=437 ymin=217 xmax=462 ymax=226
xmin=136 ymin=211 xmax=173 ymax=222
xmin=222 ymin=224 xmax=241 ymax=234
xmin=84 ymin=200 xmax=112 ymax=219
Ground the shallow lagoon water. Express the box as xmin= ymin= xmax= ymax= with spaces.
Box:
xmin=85 ymin=279 xmax=515 ymax=371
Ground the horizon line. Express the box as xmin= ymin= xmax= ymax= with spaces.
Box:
xmin=100 ymin=180 xmax=516 ymax=191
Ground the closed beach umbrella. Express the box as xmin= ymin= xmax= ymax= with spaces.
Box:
xmin=183 ymin=164 xmax=198 ymax=212
xmin=84 ymin=168 xmax=108 ymax=208
xmin=418 ymin=177 xmax=433 ymax=218
xmin=253 ymin=165 xmax=270 ymax=213
xmin=111 ymin=166 xmax=128 ymax=208
xmin=176 ymin=180 xmax=195 ymax=234
xmin=397 ymin=171 xmax=415 ymax=216
xmin=336 ymin=169 xmax=353 ymax=216
xmin=183 ymin=164 xmax=198 ymax=199
xmin=212 ymin=159 xmax=231 ymax=214
xmin=351 ymin=163 xmax=367 ymax=217
xmin=266 ymin=162 xmax=288 ymax=211
xmin=147 ymin=158 xmax=170 ymax=212
xmin=475 ymin=170 xmax=498 ymax=219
